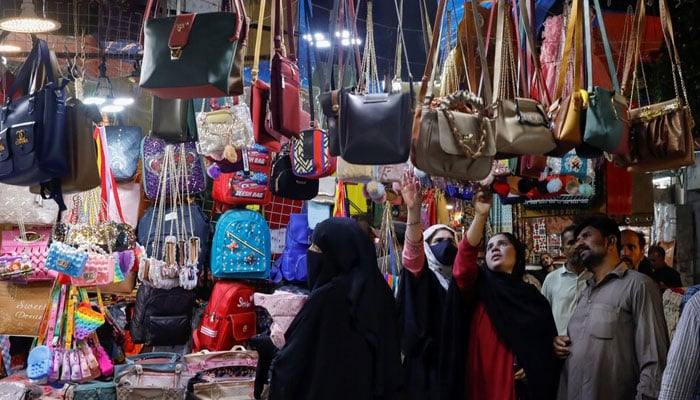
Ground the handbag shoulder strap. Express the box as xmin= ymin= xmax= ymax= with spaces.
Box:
xmin=251 ymin=0 xmax=267 ymax=82
xmin=273 ymin=0 xmax=296 ymax=60
xmin=516 ymin=0 xmax=549 ymax=104
xmin=659 ymin=0 xmax=691 ymax=107
xmin=303 ymin=0 xmax=315 ymax=127
xmin=584 ymin=0 xmax=620 ymax=93
xmin=7 ymin=39 xmax=55 ymax=99
xmin=620 ymin=0 xmax=645 ymax=94
xmin=417 ymin=0 xmax=447 ymax=103
xmin=554 ymin=0 xmax=583 ymax=100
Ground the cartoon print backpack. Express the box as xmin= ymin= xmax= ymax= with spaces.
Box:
xmin=192 ymin=281 xmax=257 ymax=352
xmin=211 ymin=210 xmax=271 ymax=280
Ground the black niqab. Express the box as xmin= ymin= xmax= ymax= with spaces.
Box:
xmin=269 ymin=218 xmax=403 ymax=400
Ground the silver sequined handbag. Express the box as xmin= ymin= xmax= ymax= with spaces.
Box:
xmin=0 ymin=184 xmax=58 ymax=226
xmin=196 ymin=101 xmax=254 ymax=160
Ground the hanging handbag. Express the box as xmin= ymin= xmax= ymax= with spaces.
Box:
xmin=151 ymin=96 xmax=198 ymax=143
xmin=141 ymin=135 xmax=206 ymax=199
xmin=268 ymin=0 xmax=301 ymax=139
xmin=411 ymin=0 xmax=495 ymax=181
xmin=618 ymin=0 xmax=695 ymax=172
xmin=270 ymin=153 xmax=319 ymax=201
xmin=547 ymin=0 xmax=585 ymax=157
xmin=212 ymin=145 xmax=273 ymax=206
xmin=0 ymin=228 xmax=55 ymax=282
xmin=0 ymin=39 xmax=68 ymax=187
xmin=338 ymin=0 xmax=413 ymax=165
xmin=139 ymin=0 xmax=248 ymax=99
xmin=105 ymin=124 xmax=142 ymax=182
xmin=249 ymin=0 xmax=281 ymax=153
xmin=581 ymin=0 xmax=630 ymax=155
xmin=490 ymin=0 xmax=556 ymax=157
xmin=0 ymin=184 xmax=58 ymax=225
xmin=29 ymin=98 xmax=101 ymax=195
xmin=290 ymin=15 xmax=337 ymax=179
xmin=196 ymin=98 xmax=254 ymax=160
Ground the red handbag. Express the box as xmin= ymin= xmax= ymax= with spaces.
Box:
xmin=212 ymin=146 xmax=272 ymax=207
xmin=268 ymin=0 xmax=301 ymax=139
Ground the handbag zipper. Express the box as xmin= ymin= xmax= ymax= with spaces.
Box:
xmin=226 ymin=231 xmax=264 ymax=258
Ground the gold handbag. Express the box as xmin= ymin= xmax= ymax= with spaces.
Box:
xmin=547 ymin=0 xmax=585 ymax=156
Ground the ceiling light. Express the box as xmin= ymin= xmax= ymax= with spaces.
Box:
xmin=84 ymin=56 xmax=134 ymax=114
xmin=0 ymin=44 xmax=21 ymax=52
xmin=0 ymin=0 xmax=61 ymax=34
xmin=100 ymin=104 xmax=125 ymax=113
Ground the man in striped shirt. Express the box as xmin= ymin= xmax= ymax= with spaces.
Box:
xmin=659 ymin=292 xmax=700 ymax=399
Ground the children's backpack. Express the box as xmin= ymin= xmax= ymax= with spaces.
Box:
xmin=130 ymin=284 xmax=196 ymax=346
xmin=211 ymin=210 xmax=271 ymax=280
xmin=192 ymin=281 xmax=257 ymax=352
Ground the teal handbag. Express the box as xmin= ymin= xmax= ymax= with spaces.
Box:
xmin=66 ymin=381 xmax=116 ymax=400
xmin=581 ymin=0 xmax=630 ymax=155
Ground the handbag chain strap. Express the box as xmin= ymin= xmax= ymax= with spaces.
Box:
xmin=360 ymin=1 xmax=380 ymax=93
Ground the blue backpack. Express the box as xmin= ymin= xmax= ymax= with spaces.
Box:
xmin=211 ymin=210 xmax=271 ymax=280
xmin=280 ymin=211 xmax=312 ymax=284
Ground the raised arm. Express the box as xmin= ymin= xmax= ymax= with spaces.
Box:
xmin=401 ymin=169 xmax=426 ymax=277
xmin=453 ymin=186 xmax=492 ymax=292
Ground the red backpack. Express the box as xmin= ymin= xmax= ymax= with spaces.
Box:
xmin=192 ymin=281 xmax=257 ymax=352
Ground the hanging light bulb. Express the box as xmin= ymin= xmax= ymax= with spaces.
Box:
xmin=0 ymin=0 xmax=61 ymax=34
xmin=82 ymin=56 xmax=134 ymax=114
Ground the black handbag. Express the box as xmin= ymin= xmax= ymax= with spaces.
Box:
xmin=0 ymin=39 xmax=68 ymax=187
xmin=339 ymin=87 xmax=413 ymax=165
xmin=151 ymin=96 xmax=198 ymax=143
xmin=270 ymin=153 xmax=319 ymax=200
xmin=30 ymin=98 xmax=102 ymax=195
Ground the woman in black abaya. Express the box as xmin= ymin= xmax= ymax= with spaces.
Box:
xmin=268 ymin=217 xmax=404 ymax=400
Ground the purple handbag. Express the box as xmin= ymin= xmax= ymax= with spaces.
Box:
xmin=141 ymin=135 xmax=206 ymax=200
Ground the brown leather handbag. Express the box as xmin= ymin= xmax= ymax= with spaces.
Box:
xmin=616 ymin=0 xmax=695 ymax=172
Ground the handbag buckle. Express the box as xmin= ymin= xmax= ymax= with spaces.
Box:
xmin=170 ymin=47 xmax=183 ymax=60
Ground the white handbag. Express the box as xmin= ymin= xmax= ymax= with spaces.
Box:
xmin=0 ymin=184 xmax=58 ymax=226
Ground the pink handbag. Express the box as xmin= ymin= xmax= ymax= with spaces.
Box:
xmin=0 ymin=228 xmax=56 ymax=281
xmin=183 ymin=345 xmax=258 ymax=374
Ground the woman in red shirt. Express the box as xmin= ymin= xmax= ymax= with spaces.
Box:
xmin=401 ymin=170 xmax=560 ymax=400
xmin=440 ymin=183 xmax=560 ymax=400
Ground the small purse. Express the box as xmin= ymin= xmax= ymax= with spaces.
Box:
xmin=0 ymin=228 xmax=55 ymax=282
xmin=45 ymin=242 xmax=88 ymax=278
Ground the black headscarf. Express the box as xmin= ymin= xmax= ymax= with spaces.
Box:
xmin=269 ymin=218 xmax=404 ymax=400
xmin=439 ymin=233 xmax=560 ymax=400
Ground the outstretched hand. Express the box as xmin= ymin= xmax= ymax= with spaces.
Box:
xmin=401 ymin=169 xmax=422 ymax=211
xmin=473 ymin=184 xmax=492 ymax=216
